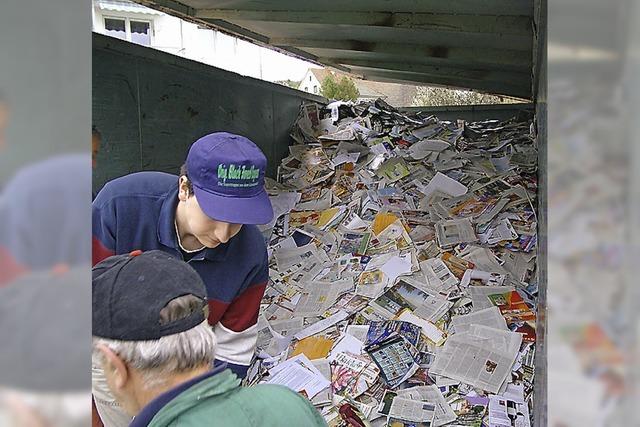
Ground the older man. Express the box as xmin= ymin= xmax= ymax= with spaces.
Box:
xmin=92 ymin=250 xmax=327 ymax=427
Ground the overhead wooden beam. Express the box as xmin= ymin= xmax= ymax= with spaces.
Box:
xmin=270 ymin=38 xmax=532 ymax=71
xmin=136 ymin=0 xmax=195 ymax=17
xmin=195 ymin=10 xmax=532 ymax=35
xmin=203 ymin=18 xmax=271 ymax=43
xmin=282 ymin=31 xmax=531 ymax=52
xmin=357 ymin=68 xmax=531 ymax=99
xmin=350 ymin=66 xmax=530 ymax=94
xmin=189 ymin=0 xmax=533 ymax=17
xmin=354 ymin=65 xmax=530 ymax=90
xmin=326 ymin=59 xmax=530 ymax=83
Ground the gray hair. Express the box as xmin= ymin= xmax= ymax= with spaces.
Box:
xmin=92 ymin=295 xmax=216 ymax=388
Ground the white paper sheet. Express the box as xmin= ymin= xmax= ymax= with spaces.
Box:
xmin=332 ymin=152 xmax=360 ymax=167
xmin=269 ymin=317 xmax=305 ymax=337
xmin=380 ymin=253 xmax=413 ymax=283
xmin=310 ymin=358 xmax=333 ymax=406
xmin=435 ymin=217 xmax=478 ymax=248
xmin=295 ymin=189 xmax=333 ymax=211
xmin=460 ymin=269 xmax=507 ymax=288
xmin=389 ymin=397 xmax=436 ymax=423
xmin=469 ymin=285 xmax=515 ymax=311
xmin=419 ymin=258 xmax=459 ymax=292
xmin=274 ymin=243 xmax=320 ymax=272
xmin=418 ymin=172 xmax=468 ymax=200
xmin=293 ymin=310 xmax=350 ymax=340
xmin=488 ymin=393 xmax=531 ymax=427
xmin=408 ymin=139 xmax=451 ymax=159
xmin=450 ymin=306 xmax=508 ymax=334
xmin=346 ymin=324 xmax=370 ymax=342
xmin=430 ymin=326 xmax=522 ymax=394
xmin=461 ymin=246 xmax=509 ymax=276
xmin=370 ymin=143 xmax=389 ymax=156
xmin=411 ymin=125 xmax=440 ymax=140
xmin=395 ymin=385 xmax=457 ymax=427
xmin=265 ymin=354 xmax=330 ymax=399
xmin=327 ymin=333 xmax=365 ymax=361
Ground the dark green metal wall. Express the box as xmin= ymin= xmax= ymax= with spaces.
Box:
xmin=400 ymin=103 xmax=533 ymax=122
xmin=92 ymin=33 xmax=536 ymax=195
xmin=92 ymin=32 xmax=326 ymax=193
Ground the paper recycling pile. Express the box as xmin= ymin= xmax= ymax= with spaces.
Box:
xmin=247 ymin=98 xmax=539 ymax=427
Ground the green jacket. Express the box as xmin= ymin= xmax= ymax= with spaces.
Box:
xmin=148 ymin=369 xmax=328 ymax=427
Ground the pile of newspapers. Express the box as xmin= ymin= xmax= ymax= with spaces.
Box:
xmin=247 ymin=98 xmax=539 ymax=427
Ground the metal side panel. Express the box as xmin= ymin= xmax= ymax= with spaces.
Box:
xmin=92 ymin=32 xmax=326 ymax=192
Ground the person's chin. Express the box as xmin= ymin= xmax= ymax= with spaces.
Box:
xmin=198 ymin=238 xmax=220 ymax=248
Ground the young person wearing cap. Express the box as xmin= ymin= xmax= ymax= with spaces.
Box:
xmin=92 ymin=132 xmax=273 ymax=426
xmin=92 ymin=250 xmax=327 ymax=427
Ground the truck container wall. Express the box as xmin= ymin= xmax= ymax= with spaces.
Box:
xmin=92 ymin=33 xmax=325 ymax=193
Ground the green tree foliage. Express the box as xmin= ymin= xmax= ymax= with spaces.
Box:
xmin=276 ymin=79 xmax=300 ymax=89
xmin=411 ymin=86 xmax=524 ymax=107
xmin=320 ymin=74 xmax=360 ymax=101
xmin=320 ymin=74 xmax=339 ymax=98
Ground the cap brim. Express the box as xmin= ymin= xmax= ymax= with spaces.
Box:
xmin=193 ymin=185 xmax=274 ymax=225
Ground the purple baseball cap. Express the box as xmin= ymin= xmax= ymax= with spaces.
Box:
xmin=186 ymin=132 xmax=274 ymax=224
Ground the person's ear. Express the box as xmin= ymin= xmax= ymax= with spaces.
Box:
xmin=178 ymin=176 xmax=190 ymax=201
xmin=97 ymin=344 xmax=129 ymax=390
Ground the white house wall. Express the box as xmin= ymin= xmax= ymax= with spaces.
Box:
xmin=298 ymin=71 xmax=321 ymax=94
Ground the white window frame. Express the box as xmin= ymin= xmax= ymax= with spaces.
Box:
xmin=103 ymin=15 xmax=154 ymax=46
xmin=103 ymin=16 xmax=127 ymax=40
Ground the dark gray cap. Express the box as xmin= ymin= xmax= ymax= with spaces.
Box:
xmin=92 ymin=250 xmax=207 ymax=341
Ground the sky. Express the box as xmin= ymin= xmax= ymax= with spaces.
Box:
xmin=92 ymin=0 xmax=321 ymax=84
xmin=209 ymin=32 xmax=321 ymax=83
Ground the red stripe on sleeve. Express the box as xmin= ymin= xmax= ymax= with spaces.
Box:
xmin=92 ymin=236 xmax=115 ymax=266
xmin=219 ymin=282 xmax=267 ymax=332
xmin=0 ymin=246 xmax=28 ymax=287
xmin=207 ymin=299 xmax=230 ymax=326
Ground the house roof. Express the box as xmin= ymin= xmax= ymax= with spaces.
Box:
xmin=355 ymin=81 xmax=388 ymax=99
xmin=98 ymin=0 xmax=164 ymax=15
xmin=359 ymin=80 xmax=418 ymax=106
xmin=309 ymin=68 xmax=331 ymax=84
